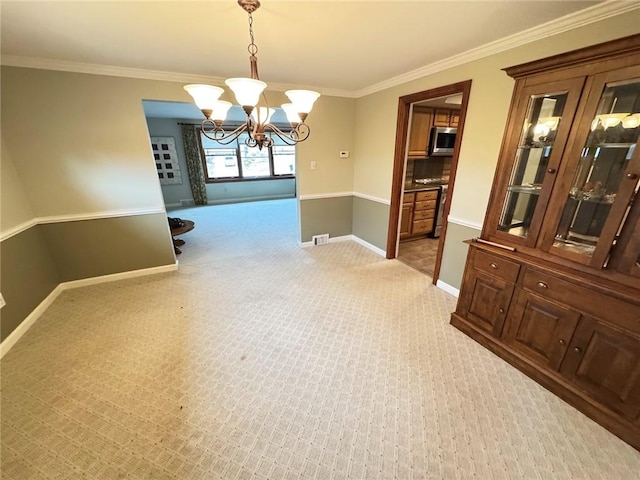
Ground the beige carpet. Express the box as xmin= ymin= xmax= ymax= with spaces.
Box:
xmin=2 ymin=199 xmax=639 ymax=479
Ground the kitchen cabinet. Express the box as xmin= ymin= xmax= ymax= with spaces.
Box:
xmin=400 ymin=193 xmax=414 ymax=237
xmin=400 ymin=189 xmax=438 ymax=239
xmin=449 ymin=110 xmax=460 ymax=127
xmin=407 ymin=107 xmax=459 ymax=156
xmin=433 ymin=108 xmax=459 ymax=127
xmin=407 ymin=107 xmax=433 ymax=157
xmin=451 ymin=34 xmax=640 ymax=450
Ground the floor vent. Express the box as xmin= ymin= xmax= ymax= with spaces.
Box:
xmin=312 ymin=234 xmax=330 ymax=245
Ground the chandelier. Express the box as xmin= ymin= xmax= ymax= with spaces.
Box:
xmin=183 ymin=0 xmax=320 ymax=150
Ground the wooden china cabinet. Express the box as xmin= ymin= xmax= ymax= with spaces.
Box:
xmin=451 ymin=34 xmax=640 ymax=450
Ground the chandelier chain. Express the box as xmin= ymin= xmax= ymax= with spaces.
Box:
xmin=247 ymin=12 xmax=258 ymax=57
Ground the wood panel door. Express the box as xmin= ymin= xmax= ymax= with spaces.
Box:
xmin=504 ymin=291 xmax=580 ymax=370
xmin=561 ymin=317 xmax=640 ymax=423
xmin=458 ymin=270 xmax=514 ymax=337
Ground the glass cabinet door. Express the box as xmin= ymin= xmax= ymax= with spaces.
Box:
xmin=545 ymin=72 xmax=640 ymax=267
xmin=608 ymin=198 xmax=640 ymax=278
xmin=491 ymin=79 xmax=584 ymax=245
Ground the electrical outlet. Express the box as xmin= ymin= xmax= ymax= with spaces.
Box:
xmin=311 ymin=161 xmax=317 ymax=170
xmin=312 ymin=234 xmax=329 ymax=245
xmin=339 ymin=151 xmax=350 ymax=158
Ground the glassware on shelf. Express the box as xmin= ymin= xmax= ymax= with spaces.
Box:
xmin=498 ymin=93 xmax=568 ymax=238
xmin=553 ymin=78 xmax=640 ymax=257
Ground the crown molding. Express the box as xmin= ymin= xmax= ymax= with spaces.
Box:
xmin=1 ymin=1 xmax=636 ymax=100
xmin=354 ymin=0 xmax=640 ymax=98
xmin=0 ymin=55 xmax=356 ymax=98
xmin=0 ymin=55 xmax=226 ymax=84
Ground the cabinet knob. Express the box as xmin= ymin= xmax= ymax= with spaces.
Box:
xmin=559 ymin=339 xmax=565 ymax=345
xmin=626 ymin=172 xmax=639 ymax=180
xmin=537 ymin=281 xmax=549 ymax=289
xmin=573 ymin=347 xmax=582 ymax=354
xmin=499 ymin=308 xmax=505 ymax=314
xmin=490 ymin=262 xmax=498 ymax=269
xmin=547 ymin=168 xmax=557 ymax=174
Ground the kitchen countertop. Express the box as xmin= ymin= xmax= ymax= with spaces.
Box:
xmin=404 ymin=183 xmax=444 ymax=192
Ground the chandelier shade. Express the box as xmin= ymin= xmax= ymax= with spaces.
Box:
xmin=225 ymin=78 xmax=267 ymax=108
xmin=183 ymin=84 xmax=224 ymax=111
xmin=183 ymin=0 xmax=320 ymax=149
xmin=285 ymin=90 xmax=321 ymax=115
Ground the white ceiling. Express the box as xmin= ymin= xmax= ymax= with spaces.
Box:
xmin=1 ymin=0 xmax=626 ymax=98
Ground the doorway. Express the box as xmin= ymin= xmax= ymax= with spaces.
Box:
xmin=386 ymin=80 xmax=472 ymax=283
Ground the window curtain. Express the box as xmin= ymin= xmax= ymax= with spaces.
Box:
xmin=181 ymin=124 xmax=208 ymax=205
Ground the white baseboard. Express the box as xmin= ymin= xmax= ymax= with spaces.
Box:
xmin=207 ymin=194 xmax=295 ymax=205
xmin=351 ymin=235 xmax=386 ymax=257
xmin=0 ymin=262 xmax=179 ymax=359
xmin=0 ymin=284 xmax=65 ymax=359
xmin=299 ymin=234 xmax=351 ymax=248
xmin=299 ymin=234 xmax=386 ymax=257
xmin=436 ymin=279 xmax=460 ymax=298
xmin=60 ymin=263 xmax=178 ymax=289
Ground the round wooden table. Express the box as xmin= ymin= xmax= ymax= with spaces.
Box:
xmin=170 ymin=220 xmax=195 ymax=254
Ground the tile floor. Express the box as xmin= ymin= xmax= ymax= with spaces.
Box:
xmin=397 ymin=236 xmax=441 ymax=277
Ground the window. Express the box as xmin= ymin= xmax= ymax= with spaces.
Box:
xmin=200 ymin=131 xmax=296 ymax=182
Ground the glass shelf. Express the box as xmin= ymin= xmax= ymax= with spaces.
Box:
xmin=518 ymin=143 xmax=554 ymax=150
xmin=507 ymin=184 xmax=543 ymax=194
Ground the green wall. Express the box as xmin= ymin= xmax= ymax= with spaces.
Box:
xmin=1 ymin=227 xmax=60 ymax=341
xmin=299 ymin=197 xmax=353 ymax=242
xmin=40 ymin=214 xmax=176 ymax=282
xmin=352 ymin=197 xmax=389 ymax=252
xmin=438 ymin=222 xmax=481 ymax=291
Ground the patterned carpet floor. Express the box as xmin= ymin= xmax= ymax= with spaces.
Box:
xmin=2 ymin=199 xmax=639 ymax=479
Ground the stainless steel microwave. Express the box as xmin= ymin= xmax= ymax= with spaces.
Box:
xmin=429 ymin=127 xmax=457 ymax=156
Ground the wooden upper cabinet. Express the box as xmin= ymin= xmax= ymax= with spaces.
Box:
xmin=537 ymin=66 xmax=640 ymax=269
xmin=481 ymin=35 xmax=640 ymax=283
xmin=484 ymin=78 xmax=585 ymax=248
xmin=407 ymin=107 xmax=432 ymax=157
xmin=449 ymin=110 xmax=460 ymax=127
xmin=433 ymin=109 xmax=451 ymax=127
xmin=407 ymin=107 xmax=459 ymax=157
xmin=433 ymin=108 xmax=459 ymax=127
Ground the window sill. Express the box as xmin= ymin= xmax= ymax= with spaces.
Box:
xmin=205 ymin=175 xmax=295 ymax=184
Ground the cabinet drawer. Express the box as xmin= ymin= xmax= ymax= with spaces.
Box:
xmin=413 ymin=209 xmax=435 ymax=221
xmin=412 ymin=219 xmax=434 ymax=234
xmin=415 ymin=200 xmax=436 ymax=211
xmin=403 ymin=192 xmax=415 ymax=204
xmin=416 ymin=190 xmax=438 ymax=202
xmin=473 ymin=250 xmax=520 ymax=283
xmin=522 ymin=268 xmax=639 ymax=333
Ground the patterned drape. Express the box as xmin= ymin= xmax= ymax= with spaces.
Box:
xmin=181 ymin=124 xmax=208 ymax=205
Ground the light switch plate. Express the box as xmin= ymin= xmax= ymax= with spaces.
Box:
xmin=0 ymin=293 xmax=5 ymax=309
xmin=339 ymin=151 xmax=350 ymax=158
